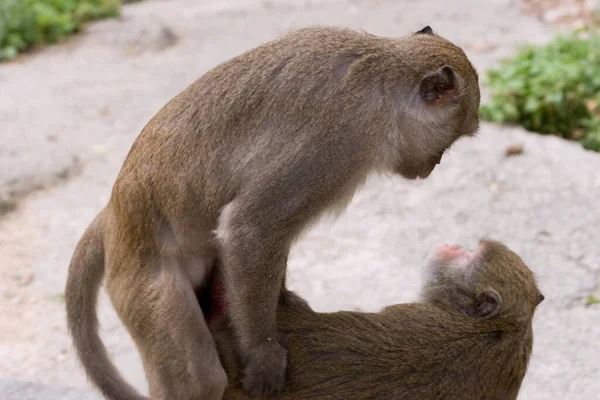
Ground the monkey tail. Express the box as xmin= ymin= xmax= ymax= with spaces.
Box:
xmin=65 ymin=208 xmax=147 ymax=400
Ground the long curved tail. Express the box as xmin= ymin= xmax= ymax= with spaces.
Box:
xmin=65 ymin=208 xmax=147 ymax=400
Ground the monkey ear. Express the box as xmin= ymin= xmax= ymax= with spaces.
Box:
xmin=415 ymin=26 xmax=434 ymax=35
xmin=466 ymin=290 xmax=502 ymax=319
xmin=419 ymin=65 xmax=458 ymax=104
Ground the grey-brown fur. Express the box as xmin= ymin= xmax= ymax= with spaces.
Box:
xmin=213 ymin=240 xmax=544 ymax=400
xmin=65 ymin=25 xmax=480 ymax=400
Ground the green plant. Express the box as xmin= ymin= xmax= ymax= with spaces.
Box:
xmin=47 ymin=292 xmax=66 ymax=303
xmin=0 ymin=0 xmax=120 ymax=61
xmin=480 ymin=30 xmax=600 ymax=152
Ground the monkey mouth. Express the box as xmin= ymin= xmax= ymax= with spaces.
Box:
xmin=417 ymin=163 xmax=437 ymax=179
xmin=394 ymin=167 xmax=418 ymax=180
xmin=417 ymin=169 xmax=433 ymax=179
xmin=394 ymin=163 xmax=436 ymax=180
xmin=401 ymin=170 xmax=429 ymax=180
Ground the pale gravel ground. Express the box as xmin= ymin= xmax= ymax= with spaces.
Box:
xmin=0 ymin=0 xmax=599 ymax=399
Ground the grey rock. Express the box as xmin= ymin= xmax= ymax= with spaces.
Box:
xmin=0 ymin=379 xmax=101 ymax=400
xmin=0 ymin=1 xmax=598 ymax=400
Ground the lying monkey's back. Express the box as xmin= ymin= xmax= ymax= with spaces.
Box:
xmin=217 ymin=303 xmax=532 ymax=400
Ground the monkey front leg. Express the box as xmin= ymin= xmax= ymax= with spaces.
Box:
xmin=218 ymin=227 xmax=288 ymax=396
xmin=216 ymin=198 xmax=300 ymax=397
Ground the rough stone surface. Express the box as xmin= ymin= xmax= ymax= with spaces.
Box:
xmin=0 ymin=379 xmax=102 ymax=400
xmin=0 ymin=0 xmax=599 ymax=399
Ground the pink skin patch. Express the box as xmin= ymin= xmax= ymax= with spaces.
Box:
xmin=434 ymin=243 xmax=474 ymax=263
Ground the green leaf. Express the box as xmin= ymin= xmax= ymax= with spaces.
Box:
xmin=479 ymin=31 xmax=600 ymax=152
xmin=0 ymin=0 xmax=121 ymax=61
xmin=587 ymin=295 xmax=600 ymax=306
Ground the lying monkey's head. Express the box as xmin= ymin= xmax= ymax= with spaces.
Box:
xmin=421 ymin=239 xmax=544 ymax=322
xmin=391 ymin=26 xmax=481 ymax=180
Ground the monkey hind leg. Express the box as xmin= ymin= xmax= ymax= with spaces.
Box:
xmin=107 ymin=255 xmax=227 ymax=400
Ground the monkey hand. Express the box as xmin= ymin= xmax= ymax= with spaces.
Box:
xmin=241 ymin=340 xmax=288 ymax=397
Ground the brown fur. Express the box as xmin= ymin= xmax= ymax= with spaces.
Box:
xmin=212 ymin=240 xmax=544 ymax=400
xmin=65 ymin=25 xmax=480 ymax=400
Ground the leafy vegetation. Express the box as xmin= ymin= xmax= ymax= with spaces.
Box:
xmin=480 ymin=30 xmax=600 ymax=152
xmin=47 ymin=292 xmax=66 ymax=304
xmin=0 ymin=0 xmax=120 ymax=61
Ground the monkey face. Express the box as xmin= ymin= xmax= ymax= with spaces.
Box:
xmin=391 ymin=64 xmax=480 ymax=180
xmin=422 ymin=240 xmax=544 ymax=321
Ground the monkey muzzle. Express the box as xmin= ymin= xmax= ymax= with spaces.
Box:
xmin=394 ymin=152 xmax=442 ymax=180
xmin=419 ymin=152 xmax=444 ymax=178
xmin=417 ymin=163 xmax=437 ymax=179
xmin=396 ymin=164 xmax=437 ymax=180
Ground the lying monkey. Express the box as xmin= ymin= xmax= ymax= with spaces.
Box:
xmin=210 ymin=239 xmax=544 ymax=400
xmin=65 ymin=25 xmax=481 ymax=400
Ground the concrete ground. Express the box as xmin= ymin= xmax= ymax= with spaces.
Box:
xmin=0 ymin=0 xmax=598 ymax=399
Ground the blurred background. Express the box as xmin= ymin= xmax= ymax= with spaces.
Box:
xmin=0 ymin=0 xmax=599 ymax=399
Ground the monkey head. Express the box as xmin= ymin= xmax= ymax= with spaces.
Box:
xmin=421 ymin=239 xmax=544 ymax=322
xmin=392 ymin=26 xmax=481 ymax=180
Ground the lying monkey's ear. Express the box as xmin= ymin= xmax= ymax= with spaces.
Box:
xmin=466 ymin=290 xmax=502 ymax=319
xmin=419 ymin=65 xmax=458 ymax=104
xmin=415 ymin=26 xmax=434 ymax=35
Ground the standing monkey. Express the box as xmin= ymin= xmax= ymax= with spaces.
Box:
xmin=212 ymin=239 xmax=545 ymax=400
xmin=65 ymin=25 xmax=481 ymax=400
